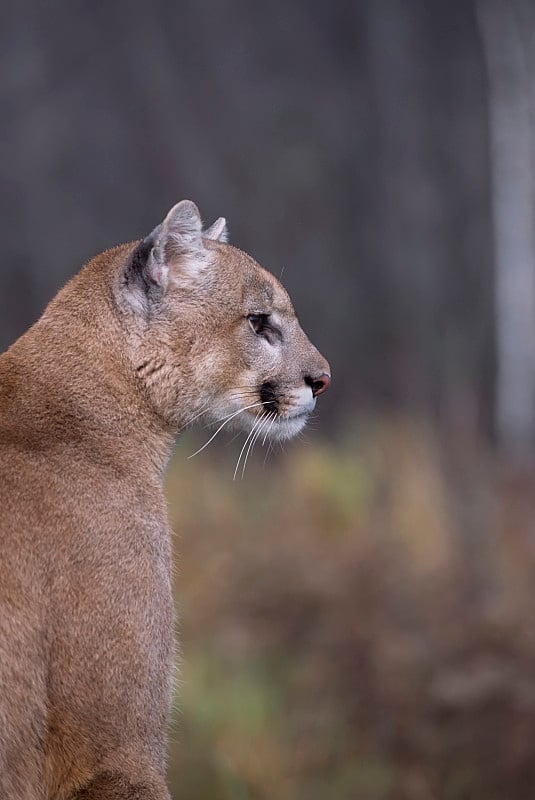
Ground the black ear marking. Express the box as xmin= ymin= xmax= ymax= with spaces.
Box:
xmin=124 ymin=234 xmax=165 ymax=307
xmin=125 ymin=236 xmax=155 ymax=291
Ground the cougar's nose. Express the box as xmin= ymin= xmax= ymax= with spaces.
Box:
xmin=306 ymin=372 xmax=331 ymax=397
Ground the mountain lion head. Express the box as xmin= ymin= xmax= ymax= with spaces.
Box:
xmin=115 ymin=200 xmax=330 ymax=446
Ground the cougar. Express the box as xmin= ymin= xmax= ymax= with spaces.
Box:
xmin=0 ymin=201 xmax=330 ymax=799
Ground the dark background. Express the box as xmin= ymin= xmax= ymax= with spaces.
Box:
xmin=4 ymin=2 xmax=535 ymax=799
xmin=1 ymin=0 xmax=498 ymax=434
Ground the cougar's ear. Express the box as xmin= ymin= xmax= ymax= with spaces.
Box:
xmin=123 ymin=200 xmax=205 ymax=313
xmin=204 ymin=217 xmax=228 ymax=243
xmin=159 ymin=200 xmax=204 ymax=262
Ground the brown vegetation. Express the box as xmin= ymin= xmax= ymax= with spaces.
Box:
xmin=167 ymin=419 xmax=535 ymax=800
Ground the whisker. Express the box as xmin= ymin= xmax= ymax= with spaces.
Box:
xmin=226 ymin=429 xmax=244 ymax=446
xmin=263 ymin=439 xmax=274 ymax=468
xmin=261 ymin=412 xmax=278 ymax=446
xmin=228 ymin=393 xmax=259 ymax=401
xmin=188 ymin=401 xmax=267 ymax=459
xmin=233 ymin=416 xmax=263 ymax=480
xmin=181 ymin=402 xmax=211 ymax=429
xmin=255 ymin=410 xmax=277 ymax=454
xmin=197 ymin=397 xmax=272 ymax=432
xmin=212 ymin=401 xmax=273 ymax=426
xmin=240 ymin=413 xmax=274 ymax=479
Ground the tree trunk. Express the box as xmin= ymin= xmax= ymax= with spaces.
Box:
xmin=477 ymin=0 xmax=535 ymax=454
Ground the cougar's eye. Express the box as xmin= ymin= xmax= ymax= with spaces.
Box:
xmin=248 ymin=313 xmax=269 ymax=335
xmin=247 ymin=313 xmax=282 ymax=345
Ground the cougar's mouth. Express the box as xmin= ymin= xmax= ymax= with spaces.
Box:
xmin=258 ymin=380 xmax=278 ymax=413
xmin=247 ymin=380 xmax=316 ymax=441
xmin=188 ymin=381 xmax=316 ymax=466
xmin=258 ymin=380 xmax=315 ymax=417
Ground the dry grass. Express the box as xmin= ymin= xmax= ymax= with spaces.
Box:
xmin=165 ymin=417 xmax=535 ymax=800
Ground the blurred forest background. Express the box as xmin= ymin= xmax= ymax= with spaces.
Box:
xmin=3 ymin=0 xmax=535 ymax=798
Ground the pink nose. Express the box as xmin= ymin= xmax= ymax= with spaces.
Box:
xmin=308 ymin=373 xmax=331 ymax=397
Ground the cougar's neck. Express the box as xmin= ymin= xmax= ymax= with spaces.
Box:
xmin=1 ymin=266 xmax=176 ymax=482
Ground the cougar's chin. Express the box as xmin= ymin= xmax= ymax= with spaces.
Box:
xmin=270 ymin=411 xmax=310 ymax=441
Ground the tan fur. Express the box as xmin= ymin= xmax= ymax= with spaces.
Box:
xmin=0 ymin=201 xmax=330 ymax=799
